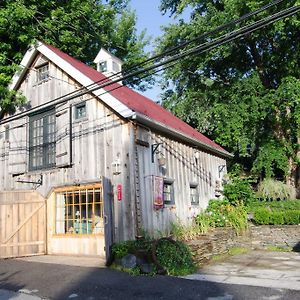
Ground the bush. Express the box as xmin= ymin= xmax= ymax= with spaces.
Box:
xmin=223 ymin=175 xmax=255 ymax=205
xmin=257 ymin=178 xmax=296 ymax=200
xmin=246 ymin=199 xmax=300 ymax=211
xmin=155 ymin=239 xmax=196 ymax=275
xmin=252 ymin=208 xmax=300 ymax=225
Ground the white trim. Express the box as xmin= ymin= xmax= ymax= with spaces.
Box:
xmin=10 ymin=42 xmax=133 ymax=119
xmin=9 ymin=46 xmax=38 ymax=90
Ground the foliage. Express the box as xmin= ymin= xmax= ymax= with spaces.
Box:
xmin=256 ymin=178 xmax=296 ymax=200
xmin=205 ymin=200 xmax=248 ymax=234
xmin=246 ymin=199 xmax=300 ymax=211
xmin=223 ymin=175 xmax=255 ymax=205
xmin=155 ymin=239 xmax=196 ymax=275
xmin=0 ymin=0 xmax=152 ymax=116
xmin=251 ymin=207 xmax=300 ymax=225
xmin=265 ymin=245 xmax=292 ymax=252
xmin=157 ymin=0 xmax=300 ymax=184
xmin=171 ymin=216 xmax=210 ymax=240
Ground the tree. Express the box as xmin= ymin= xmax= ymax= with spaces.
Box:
xmin=157 ymin=0 xmax=300 ymax=188
xmin=0 ymin=0 xmax=151 ymax=118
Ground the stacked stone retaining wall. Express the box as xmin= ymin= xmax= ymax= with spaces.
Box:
xmin=185 ymin=225 xmax=300 ymax=265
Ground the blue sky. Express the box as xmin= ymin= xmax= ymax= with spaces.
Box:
xmin=129 ymin=0 xmax=181 ymax=101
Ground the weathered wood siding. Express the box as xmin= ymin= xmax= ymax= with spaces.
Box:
xmin=0 ymin=54 xmax=136 ymax=246
xmin=0 ymin=191 xmax=46 ymax=258
xmin=135 ymin=127 xmax=227 ymax=236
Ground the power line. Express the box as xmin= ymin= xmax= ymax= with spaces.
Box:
xmin=1 ymin=3 xmax=299 ymax=127
xmin=1 ymin=0 xmax=286 ymax=118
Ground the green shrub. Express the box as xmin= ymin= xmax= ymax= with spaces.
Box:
xmin=112 ymin=241 xmax=132 ymax=259
xmin=252 ymin=208 xmax=300 ymax=225
xmin=284 ymin=210 xmax=300 ymax=224
xmin=257 ymin=178 xmax=296 ymax=200
xmin=155 ymin=239 xmax=196 ymax=275
xmin=247 ymin=199 xmax=300 ymax=211
xmin=223 ymin=175 xmax=255 ymax=205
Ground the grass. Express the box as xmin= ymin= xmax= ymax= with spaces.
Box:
xmin=265 ymin=245 xmax=292 ymax=252
xmin=210 ymin=246 xmax=249 ymax=263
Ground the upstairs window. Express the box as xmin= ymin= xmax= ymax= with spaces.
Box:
xmin=163 ymin=179 xmax=175 ymax=205
xmin=36 ymin=64 xmax=49 ymax=82
xmin=99 ymin=61 xmax=107 ymax=72
xmin=29 ymin=109 xmax=56 ymax=170
xmin=75 ymin=102 xmax=87 ymax=119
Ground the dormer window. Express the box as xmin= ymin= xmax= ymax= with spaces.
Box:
xmin=99 ymin=61 xmax=107 ymax=72
xmin=36 ymin=63 xmax=49 ymax=82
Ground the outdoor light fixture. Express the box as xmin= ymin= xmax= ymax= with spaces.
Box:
xmin=151 ymin=143 xmax=163 ymax=163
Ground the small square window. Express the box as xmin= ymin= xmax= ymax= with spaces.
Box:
xmin=190 ymin=184 xmax=199 ymax=205
xmin=163 ymin=180 xmax=175 ymax=205
xmin=4 ymin=125 xmax=9 ymax=141
xmin=75 ymin=103 xmax=87 ymax=119
xmin=36 ymin=64 xmax=49 ymax=82
xmin=99 ymin=61 xmax=107 ymax=72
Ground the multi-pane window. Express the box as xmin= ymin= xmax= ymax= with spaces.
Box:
xmin=29 ymin=109 xmax=56 ymax=170
xmin=99 ymin=61 xmax=107 ymax=72
xmin=36 ymin=64 xmax=49 ymax=82
xmin=190 ymin=184 xmax=199 ymax=205
xmin=163 ymin=180 xmax=175 ymax=205
xmin=75 ymin=103 xmax=86 ymax=119
xmin=55 ymin=186 xmax=104 ymax=235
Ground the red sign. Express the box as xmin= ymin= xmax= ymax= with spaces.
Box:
xmin=117 ymin=184 xmax=122 ymax=201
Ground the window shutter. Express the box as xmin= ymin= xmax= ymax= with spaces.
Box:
xmin=56 ymin=104 xmax=71 ymax=167
xmin=8 ymin=118 xmax=27 ymax=174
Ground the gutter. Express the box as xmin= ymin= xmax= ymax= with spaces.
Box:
xmin=131 ymin=112 xmax=233 ymax=159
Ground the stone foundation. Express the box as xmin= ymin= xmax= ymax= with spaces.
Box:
xmin=185 ymin=225 xmax=300 ymax=265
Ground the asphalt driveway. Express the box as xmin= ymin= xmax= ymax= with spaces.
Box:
xmin=0 ymin=250 xmax=299 ymax=299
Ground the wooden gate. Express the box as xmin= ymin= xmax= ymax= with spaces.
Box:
xmin=0 ymin=191 xmax=46 ymax=258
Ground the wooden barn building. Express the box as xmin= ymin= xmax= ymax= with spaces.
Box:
xmin=0 ymin=41 xmax=231 ymax=262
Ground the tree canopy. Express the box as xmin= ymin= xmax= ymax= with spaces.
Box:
xmin=157 ymin=0 xmax=300 ymax=186
xmin=0 ymin=0 xmax=151 ymax=117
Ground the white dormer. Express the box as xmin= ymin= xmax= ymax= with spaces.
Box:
xmin=94 ymin=48 xmax=123 ymax=82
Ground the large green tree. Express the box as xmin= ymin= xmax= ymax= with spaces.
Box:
xmin=157 ymin=0 xmax=300 ymax=187
xmin=0 ymin=0 xmax=150 ymax=118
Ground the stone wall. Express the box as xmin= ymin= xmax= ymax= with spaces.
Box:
xmin=186 ymin=225 xmax=300 ymax=265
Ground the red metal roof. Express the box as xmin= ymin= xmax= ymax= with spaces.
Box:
xmin=45 ymin=43 xmax=228 ymax=156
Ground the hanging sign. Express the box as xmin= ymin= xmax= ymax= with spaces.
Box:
xmin=117 ymin=184 xmax=122 ymax=201
xmin=153 ymin=176 xmax=164 ymax=209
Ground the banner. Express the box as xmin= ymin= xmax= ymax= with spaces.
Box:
xmin=153 ymin=176 xmax=164 ymax=209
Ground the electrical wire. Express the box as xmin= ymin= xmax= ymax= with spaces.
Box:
xmin=2 ymin=0 xmax=287 ymax=116
xmin=1 ymin=3 xmax=299 ymax=128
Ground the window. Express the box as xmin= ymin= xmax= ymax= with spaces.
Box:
xmin=36 ymin=64 xmax=49 ymax=82
xmin=190 ymin=184 xmax=199 ymax=205
xmin=112 ymin=61 xmax=120 ymax=72
xmin=55 ymin=185 xmax=104 ymax=235
xmin=75 ymin=103 xmax=86 ymax=119
xmin=163 ymin=179 xmax=175 ymax=205
xmin=99 ymin=61 xmax=107 ymax=72
xmin=29 ymin=109 xmax=56 ymax=170
xmin=4 ymin=125 xmax=9 ymax=141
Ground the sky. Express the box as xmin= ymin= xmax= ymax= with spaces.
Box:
xmin=129 ymin=0 xmax=184 ymax=101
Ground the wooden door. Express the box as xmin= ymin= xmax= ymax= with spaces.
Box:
xmin=0 ymin=191 xmax=46 ymax=258
xmin=103 ymin=177 xmax=114 ymax=265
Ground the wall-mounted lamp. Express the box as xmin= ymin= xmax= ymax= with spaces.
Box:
xmin=158 ymin=154 xmax=166 ymax=166
xmin=218 ymin=165 xmax=226 ymax=178
xmin=151 ymin=143 xmax=163 ymax=163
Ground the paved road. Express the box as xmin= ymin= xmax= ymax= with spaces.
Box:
xmin=0 ymin=251 xmax=299 ymax=300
